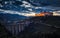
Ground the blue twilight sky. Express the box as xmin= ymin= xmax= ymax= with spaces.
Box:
xmin=0 ymin=0 xmax=60 ymax=17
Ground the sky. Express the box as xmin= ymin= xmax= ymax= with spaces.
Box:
xmin=0 ymin=1 xmax=60 ymax=17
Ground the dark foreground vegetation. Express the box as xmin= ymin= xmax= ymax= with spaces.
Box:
xmin=0 ymin=23 xmax=13 ymax=38
xmin=0 ymin=16 xmax=60 ymax=38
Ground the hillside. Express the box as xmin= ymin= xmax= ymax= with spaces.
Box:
xmin=17 ymin=16 xmax=60 ymax=38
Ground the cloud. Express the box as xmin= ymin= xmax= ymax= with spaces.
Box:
xmin=0 ymin=9 xmax=36 ymax=17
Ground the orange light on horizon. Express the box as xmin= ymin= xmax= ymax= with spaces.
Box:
xmin=35 ymin=12 xmax=45 ymax=16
